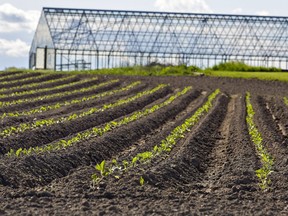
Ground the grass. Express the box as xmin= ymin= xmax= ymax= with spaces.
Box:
xmin=203 ymin=71 xmax=288 ymax=82
xmin=2 ymin=65 xmax=201 ymax=76
xmin=2 ymin=62 xmax=288 ymax=82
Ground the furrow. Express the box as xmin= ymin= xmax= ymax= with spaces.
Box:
xmin=0 ymin=77 xmax=99 ymax=102
xmin=114 ymin=91 xmax=208 ymax=161
xmin=0 ymin=75 xmax=77 ymax=95
xmin=0 ymin=73 xmax=42 ymax=84
xmin=0 ymin=85 xmax=171 ymax=155
xmin=0 ymin=80 xmax=127 ymax=124
xmin=0 ymin=86 xmax=191 ymax=187
xmin=0 ymin=77 xmax=106 ymax=112
xmin=0 ymin=73 xmax=47 ymax=88
xmin=251 ymin=95 xmax=288 ymax=191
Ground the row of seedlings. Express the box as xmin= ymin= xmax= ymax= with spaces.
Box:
xmin=246 ymin=92 xmax=274 ymax=190
xmin=0 ymin=72 xmax=38 ymax=83
xmin=90 ymin=89 xmax=221 ymax=186
xmin=0 ymin=73 xmax=48 ymax=86
xmin=0 ymin=75 xmax=77 ymax=95
xmin=0 ymin=76 xmax=100 ymax=101
xmin=8 ymin=86 xmax=192 ymax=157
xmin=1 ymin=81 xmax=140 ymax=119
xmin=0 ymin=77 xmax=102 ymax=108
xmin=1 ymin=84 xmax=168 ymax=138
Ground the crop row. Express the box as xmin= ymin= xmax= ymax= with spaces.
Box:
xmin=0 ymin=76 xmax=99 ymax=100
xmin=0 ymin=77 xmax=102 ymax=108
xmin=0 ymin=73 xmax=48 ymax=86
xmin=245 ymin=92 xmax=274 ymax=190
xmin=0 ymin=72 xmax=34 ymax=83
xmin=0 ymin=84 xmax=167 ymax=138
xmin=91 ymin=89 xmax=221 ymax=186
xmin=7 ymin=86 xmax=192 ymax=157
xmin=1 ymin=81 xmax=139 ymax=119
xmin=0 ymin=75 xmax=77 ymax=95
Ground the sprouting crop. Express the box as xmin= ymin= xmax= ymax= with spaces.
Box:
xmin=284 ymin=97 xmax=288 ymax=106
xmin=139 ymin=176 xmax=145 ymax=186
xmin=0 ymin=73 xmax=48 ymax=86
xmin=0 ymin=77 xmax=99 ymax=108
xmin=1 ymin=79 xmax=128 ymax=119
xmin=0 ymin=72 xmax=36 ymax=83
xmin=246 ymin=92 xmax=273 ymax=190
xmin=1 ymin=84 xmax=166 ymax=139
xmin=0 ymin=76 xmax=94 ymax=99
xmin=91 ymin=89 xmax=220 ymax=186
xmin=7 ymin=86 xmax=191 ymax=157
xmin=0 ymin=75 xmax=76 ymax=94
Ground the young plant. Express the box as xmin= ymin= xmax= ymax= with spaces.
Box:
xmin=95 ymin=160 xmax=109 ymax=176
xmin=1 ymin=83 xmax=166 ymax=138
xmin=0 ymin=77 xmax=99 ymax=108
xmin=90 ymin=88 xmax=221 ymax=187
xmin=139 ymin=176 xmax=145 ymax=186
xmin=7 ymin=85 xmax=191 ymax=157
xmin=284 ymin=97 xmax=288 ymax=106
xmin=246 ymin=92 xmax=274 ymax=190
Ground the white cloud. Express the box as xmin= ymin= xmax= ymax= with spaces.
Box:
xmin=154 ymin=0 xmax=212 ymax=13
xmin=0 ymin=38 xmax=30 ymax=57
xmin=0 ymin=3 xmax=40 ymax=33
xmin=256 ymin=10 xmax=270 ymax=16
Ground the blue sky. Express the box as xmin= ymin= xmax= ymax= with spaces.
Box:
xmin=0 ymin=0 xmax=287 ymax=70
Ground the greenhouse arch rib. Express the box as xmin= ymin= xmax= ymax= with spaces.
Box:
xmin=29 ymin=7 xmax=288 ymax=71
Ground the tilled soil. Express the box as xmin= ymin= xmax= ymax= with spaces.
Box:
xmin=0 ymin=73 xmax=288 ymax=215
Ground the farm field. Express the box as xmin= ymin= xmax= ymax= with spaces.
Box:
xmin=0 ymin=71 xmax=287 ymax=215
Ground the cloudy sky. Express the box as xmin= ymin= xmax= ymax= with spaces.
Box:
xmin=0 ymin=0 xmax=287 ymax=70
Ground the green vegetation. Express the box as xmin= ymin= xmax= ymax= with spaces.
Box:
xmin=284 ymin=97 xmax=288 ymax=106
xmin=139 ymin=176 xmax=145 ymax=186
xmin=0 ymin=72 xmax=32 ymax=82
xmin=0 ymin=76 xmax=86 ymax=99
xmin=1 ymin=79 xmax=137 ymax=119
xmin=204 ymin=71 xmax=288 ymax=82
xmin=0 ymin=75 xmax=76 ymax=94
xmin=0 ymin=73 xmax=49 ymax=86
xmin=0 ymin=77 xmax=99 ymax=108
xmin=209 ymin=61 xmax=281 ymax=72
xmin=75 ymin=64 xmax=200 ymax=76
xmin=1 ymin=84 xmax=167 ymax=139
xmin=2 ymin=61 xmax=287 ymax=83
xmin=91 ymin=89 xmax=220 ymax=186
xmin=7 ymin=86 xmax=191 ymax=157
xmin=203 ymin=61 xmax=288 ymax=82
xmin=246 ymin=92 xmax=274 ymax=190
xmin=3 ymin=64 xmax=200 ymax=76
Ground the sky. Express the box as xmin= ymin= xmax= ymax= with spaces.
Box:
xmin=0 ymin=0 xmax=287 ymax=70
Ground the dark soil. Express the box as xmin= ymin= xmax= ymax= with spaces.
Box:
xmin=0 ymin=73 xmax=288 ymax=215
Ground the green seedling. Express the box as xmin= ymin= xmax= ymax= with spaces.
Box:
xmin=1 ymin=84 xmax=166 ymax=138
xmin=122 ymin=160 xmax=129 ymax=170
xmin=90 ymin=88 xmax=221 ymax=187
xmin=284 ymin=97 xmax=288 ymax=106
xmin=246 ymin=92 xmax=274 ymax=190
xmin=139 ymin=176 xmax=145 ymax=186
xmin=15 ymin=148 xmax=23 ymax=157
xmin=131 ymin=156 xmax=139 ymax=167
xmin=95 ymin=160 xmax=109 ymax=176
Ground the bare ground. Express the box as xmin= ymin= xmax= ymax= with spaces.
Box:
xmin=0 ymin=73 xmax=287 ymax=215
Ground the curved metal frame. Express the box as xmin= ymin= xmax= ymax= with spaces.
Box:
xmin=29 ymin=7 xmax=288 ymax=70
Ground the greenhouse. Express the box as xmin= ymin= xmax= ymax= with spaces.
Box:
xmin=30 ymin=7 xmax=288 ymax=71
